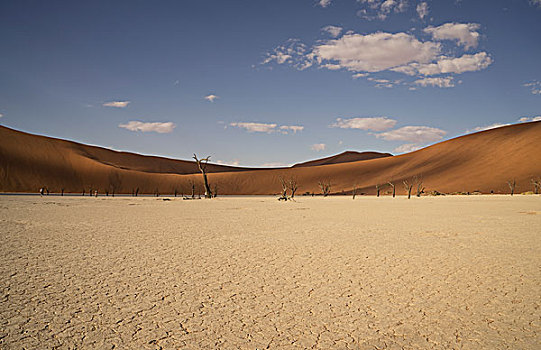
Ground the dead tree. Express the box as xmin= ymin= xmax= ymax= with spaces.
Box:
xmin=213 ymin=183 xmax=219 ymax=198
xmin=193 ymin=154 xmax=213 ymax=198
xmin=288 ymin=177 xmax=298 ymax=198
xmin=375 ymin=183 xmax=383 ymax=197
xmin=531 ymin=177 xmax=541 ymax=194
xmin=318 ymin=180 xmax=332 ymax=197
xmin=278 ymin=176 xmax=289 ymax=201
xmin=415 ymin=176 xmax=425 ymax=197
xmin=388 ymin=181 xmax=396 ymax=198
xmin=61 ymin=188 xmax=64 ymax=196
xmin=403 ymin=179 xmax=413 ymax=199
xmin=352 ymin=183 xmax=358 ymax=199
xmin=507 ymin=179 xmax=516 ymax=196
xmin=108 ymin=171 xmax=121 ymax=198
xmin=189 ymin=179 xmax=196 ymax=199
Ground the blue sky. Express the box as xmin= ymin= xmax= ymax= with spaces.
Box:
xmin=0 ymin=0 xmax=540 ymax=166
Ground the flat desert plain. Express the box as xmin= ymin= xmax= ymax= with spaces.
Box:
xmin=1 ymin=195 xmax=540 ymax=349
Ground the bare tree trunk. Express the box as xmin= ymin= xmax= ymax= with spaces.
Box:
xmin=287 ymin=177 xmax=298 ymax=199
xmin=375 ymin=184 xmax=380 ymax=197
xmin=388 ymin=181 xmax=395 ymax=198
xmin=531 ymin=178 xmax=540 ymax=194
xmin=318 ymin=180 xmax=332 ymax=197
xmin=507 ymin=179 xmax=516 ymax=196
xmin=352 ymin=184 xmax=357 ymax=199
xmin=403 ymin=180 xmax=413 ymax=199
xmin=193 ymin=154 xmax=213 ymax=198
xmin=278 ymin=176 xmax=289 ymax=201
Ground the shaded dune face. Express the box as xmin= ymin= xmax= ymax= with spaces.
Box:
xmin=292 ymin=151 xmax=393 ymax=168
xmin=0 ymin=121 xmax=540 ymax=194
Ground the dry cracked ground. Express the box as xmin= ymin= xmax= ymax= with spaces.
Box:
xmin=1 ymin=195 xmax=540 ymax=349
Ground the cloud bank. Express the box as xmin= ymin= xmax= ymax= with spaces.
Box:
xmin=119 ymin=121 xmax=176 ymax=133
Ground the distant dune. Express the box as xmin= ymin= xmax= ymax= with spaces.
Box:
xmin=1 ymin=122 xmax=541 ymax=195
xmin=292 ymin=151 xmax=392 ymax=168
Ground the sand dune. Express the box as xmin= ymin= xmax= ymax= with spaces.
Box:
xmin=1 ymin=122 xmax=540 ymax=195
xmin=292 ymin=151 xmax=392 ymax=168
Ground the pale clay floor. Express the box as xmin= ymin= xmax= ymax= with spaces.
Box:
xmin=0 ymin=195 xmax=540 ymax=349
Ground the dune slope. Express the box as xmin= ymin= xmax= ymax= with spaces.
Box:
xmin=1 ymin=122 xmax=540 ymax=194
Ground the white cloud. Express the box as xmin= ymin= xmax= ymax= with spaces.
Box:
xmin=260 ymin=162 xmax=290 ymax=167
xmin=357 ymin=0 xmax=408 ymax=20
xmin=467 ymin=116 xmax=541 ymax=134
xmin=318 ymin=0 xmax=332 ymax=8
xmin=217 ymin=159 xmax=240 ymax=166
xmin=424 ymin=22 xmax=481 ymax=49
xmin=0 ymin=113 xmax=3 ymax=118
xmin=523 ymin=80 xmax=541 ymax=95
xmin=311 ymin=143 xmax=326 ymax=152
xmin=416 ymin=2 xmax=429 ymax=19
xmin=374 ymin=125 xmax=447 ymax=143
xmin=230 ymin=122 xmax=277 ymax=133
xmin=261 ymin=39 xmax=313 ymax=70
xmin=414 ymin=76 xmax=454 ymax=88
xmin=314 ymin=32 xmax=441 ymax=73
xmin=229 ymin=122 xmax=304 ymax=134
xmin=393 ymin=143 xmax=421 ymax=153
xmin=405 ymin=52 xmax=493 ymax=76
xmin=466 ymin=123 xmax=510 ymax=133
xmin=204 ymin=94 xmax=219 ymax=102
xmin=262 ymin=26 xmax=492 ymax=87
xmin=352 ymin=73 xmax=369 ymax=79
xmin=118 ymin=121 xmax=176 ymax=133
xmin=331 ymin=117 xmax=397 ymax=131
xmin=279 ymin=125 xmax=304 ymax=134
xmin=103 ymin=101 xmax=130 ymax=108
xmin=322 ymin=25 xmax=343 ymax=38
xmin=529 ymin=0 xmax=541 ymax=7
xmin=518 ymin=116 xmax=541 ymax=122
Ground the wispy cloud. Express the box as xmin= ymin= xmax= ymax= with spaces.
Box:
xmin=467 ymin=116 xmax=541 ymax=134
xmin=416 ymin=2 xmax=429 ymax=19
xmin=529 ymin=0 xmax=541 ymax=7
xmin=230 ymin=122 xmax=276 ymax=133
xmin=204 ymin=94 xmax=219 ymax=102
xmin=229 ymin=122 xmax=304 ymax=134
xmin=260 ymin=162 xmax=290 ymax=168
xmin=318 ymin=0 xmax=332 ymax=8
xmin=279 ymin=125 xmax=304 ymax=134
xmin=518 ymin=116 xmax=541 ymax=122
xmin=394 ymin=143 xmax=422 ymax=154
xmin=357 ymin=0 xmax=408 ymax=21
xmin=414 ymin=76 xmax=455 ymax=88
xmin=261 ymin=39 xmax=313 ymax=70
xmin=216 ymin=159 xmax=240 ymax=166
xmin=321 ymin=25 xmax=343 ymax=38
xmin=311 ymin=143 xmax=326 ymax=152
xmin=424 ymin=23 xmax=481 ymax=49
xmin=523 ymin=80 xmax=541 ymax=95
xmin=330 ymin=117 xmax=396 ymax=131
xmin=0 ymin=113 xmax=3 ymax=118
xmin=374 ymin=125 xmax=447 ymax=143
xmin=374 ymin=125 xmax=447 ymax=154
xmin=118 ymin=121 xmax=176 ymax=133
xmin=103 ymin=101 xmax=130 ymax=108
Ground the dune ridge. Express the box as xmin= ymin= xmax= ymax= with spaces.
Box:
xmin=1 ymin=122 xmax=540 ymax=195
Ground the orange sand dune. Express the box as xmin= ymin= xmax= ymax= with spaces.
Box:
xmin=1 ymin=122 xmax=540 ymax=195
xmin=292 ymin=151 xmax=392 ymax=168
